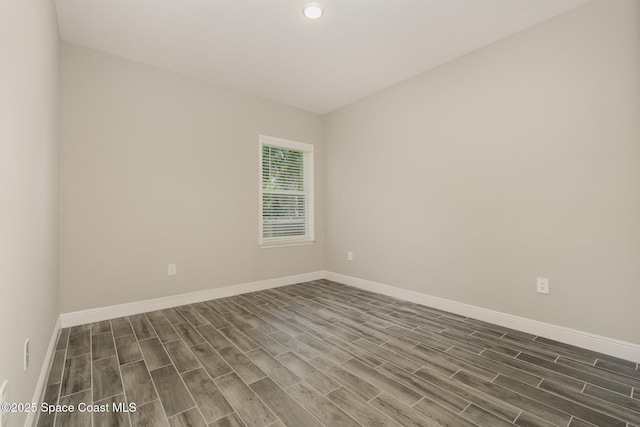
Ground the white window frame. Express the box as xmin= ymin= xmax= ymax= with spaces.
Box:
xmin=259 ymin=135 xmax=314 ymax=248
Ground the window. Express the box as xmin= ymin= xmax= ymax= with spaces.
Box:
xmin=259 ymin=135 xmax=314 ymax=247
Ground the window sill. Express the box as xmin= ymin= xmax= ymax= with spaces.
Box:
xmin=259 ymin=240 xmax=315 ymax=249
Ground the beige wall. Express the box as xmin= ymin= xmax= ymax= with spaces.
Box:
xmin=325 ymin=1 xmax=640 ymax=344
xmin=0 ymin=0 xmax=60 ymax=424
xmin=60 ymin=43 xmax=325 ymax=313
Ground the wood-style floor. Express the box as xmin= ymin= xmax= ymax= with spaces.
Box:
xmin=37 ymin=280 xmax=640 ymax=427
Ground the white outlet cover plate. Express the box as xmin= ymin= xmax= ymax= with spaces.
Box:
xmin=0 ymin=380 xmax=7 ymax=427
xmin=24 ymin=339 xmax=29 ymax=371
xmin=537 ymin=277 xmax=549 ymax=294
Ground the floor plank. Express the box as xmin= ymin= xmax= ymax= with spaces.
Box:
xmin=167 ymin=407 xmax=207 ymax=427
xmin=60 ymin=353 xmax=91 ymax=396
xmin=92 ymin=356 xmax=124 ymax=401
xmin=164 ymin=339 xmax=200 ymax=373
xmin=93 ymin=394 xmax=131 ymax=427
xmin=115 ymin=334 xmax=143 ymax=365
xmin=130 ymin=400 xmax=170 ymax=427
xmin=121 ymin=360 xmax=157 ymax=406
xmin=129 ymin=314 xmax=157 ymax=340
xmin=150 ymin=365 xmax=196 ymax=417
xmin=190 ymin=342 xmax=233 ymax=379
xmin=214 ymin=373 xmax=277 ymax=427
xmin=55 ymin=390 xmax=92 ymax=427
xmin=250 ymin=377 xmax=323 ymax=427
xmin=181 ymin=367 xmax=233 ymax=423
xmin=285 ymin=382 xmax=360 ymax=427
xmin=218 ymin=345 xmax=266 ymax=384
xmin=139 ymin=337 xmax=172 ymax=370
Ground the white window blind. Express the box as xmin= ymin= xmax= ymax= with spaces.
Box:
xmin=259 ymin=135 xmax=314 ymax=247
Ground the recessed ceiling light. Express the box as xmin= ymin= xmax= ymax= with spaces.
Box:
xmin=303 ymin=2 xmax=323 ymax=20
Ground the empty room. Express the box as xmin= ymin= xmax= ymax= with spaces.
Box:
xmin=2 ymin=0 xmax=639 ymax=426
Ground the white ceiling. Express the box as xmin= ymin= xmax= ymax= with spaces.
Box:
xmin=54 ymin=0 xmax=590 ymax=114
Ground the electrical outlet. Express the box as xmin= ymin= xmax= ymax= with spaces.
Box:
xmin=168 ymin=263 xmax=177 ymax=276
xmin=1 ymin=380 xmax=8 ymax=427
xmin=536 ymin=277 xmax=549 ymax=294
xmin=24 ymin=339 xmax=29 ymax=371
xmin=347 ymin=251 xmax=353 ymax=261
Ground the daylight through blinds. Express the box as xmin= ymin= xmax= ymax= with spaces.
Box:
xmin=261 ymin=143 xmax=311 ymax=243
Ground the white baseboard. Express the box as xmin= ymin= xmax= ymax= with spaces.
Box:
xmin=60 ymin=271 xmax=324 ymax=328
xmin=325 ymin=271 xmax=640 ymax=363
xmin=55 ymin=269 xmax=640 ymax=363
xmin=25 ymin=316 xmax=61 ymax=427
